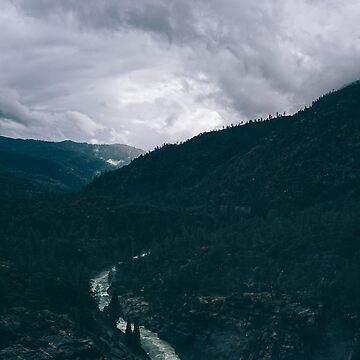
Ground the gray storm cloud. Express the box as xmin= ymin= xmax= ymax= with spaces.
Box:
xmin=1 ymin=0 xmax=360 ymax=149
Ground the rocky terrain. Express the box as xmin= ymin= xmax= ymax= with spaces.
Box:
xmin=0 ymin=307 xmax=148 ymax=360
xmin=111 ymin=287 xmax=360 ymax=360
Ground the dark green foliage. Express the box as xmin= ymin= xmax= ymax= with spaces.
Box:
xmin=1 ymin=81 xmax=360 ymax=358
xmin=125 ymin=322 xmax=133 ymax=346
xmin=0 ymin=136 xmax=144 ymax=198
xmin=107 ymin=292 xmax=121 ymax=327
xmin=124 ymin=322 xmax=141 ymax=349
xmin=88 ymin=82 xmax=360 ymax=214
xmin=0 ymin=193 xmax=188 ymax=319
xmin=133 ymin=324 xmax=140 ymax=343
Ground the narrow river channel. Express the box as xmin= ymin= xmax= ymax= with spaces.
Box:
xmin=91 ymin=267 xmax=181 ymax=360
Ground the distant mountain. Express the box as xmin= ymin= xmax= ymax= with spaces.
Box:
xmin=88 ymin=81 xmax=360 ymax=213
xmin=0 ymin=136 xmax=144 ymax=198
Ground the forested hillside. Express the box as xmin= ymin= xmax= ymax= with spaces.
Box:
xmin=85 ymin=81 xmax=360 ymax=359
xmin=0 ymin=136 xmax=144 ymax=198
xmin=1 ymin=82 xmax=360 ymax=359
xmin=88 ymin=82 xmax=360 ymax=214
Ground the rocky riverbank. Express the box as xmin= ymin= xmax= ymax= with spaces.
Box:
xmin=110 ymin=287 xmax=360 ymax=360
xmin=0 ymin=306 xmax=148 ymax=360
xmin=92 ymin=268 xmax=179 ymax=360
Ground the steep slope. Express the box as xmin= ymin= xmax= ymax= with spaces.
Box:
xmin=0 ymin=136 xmax=144 ymax=197
xmin=88 ymin=81 xmax=360 ymax=213
xmin=2 ymin=82 xmax=360 ymax=360
xmin=83 ymin=82 xmax=360 ymax=359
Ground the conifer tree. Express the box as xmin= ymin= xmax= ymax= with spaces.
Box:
xmin=125 ymin=322 xmax=133 ymax=345
xmin=108 ymin=292 xmax=121 ymax=327
xmin=133 ymin=323 xmax=141 ymax=345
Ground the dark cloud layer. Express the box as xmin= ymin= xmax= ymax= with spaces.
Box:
xmin=1 ymin=0 xmax=360 ymax=149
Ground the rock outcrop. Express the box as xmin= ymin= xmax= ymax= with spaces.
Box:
xmin=0 ymin=307 xmax=147 ymax=360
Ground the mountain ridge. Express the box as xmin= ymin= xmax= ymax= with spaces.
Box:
xmin=0 ymin=135 xmax=145 ymax=198
xmin=1 ymin=82 xmax=360 ymax=360
xmin=87 ymin=81 xmax=360 ymax=213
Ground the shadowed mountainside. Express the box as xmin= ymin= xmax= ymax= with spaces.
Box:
xmin=2 ymin=82 xmax=360 ymax=359
xmin=88 ymin=81 xmax=360 ymax=213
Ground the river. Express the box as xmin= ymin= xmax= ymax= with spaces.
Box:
xmin=91 ymin=266 xmax=181 ymax=360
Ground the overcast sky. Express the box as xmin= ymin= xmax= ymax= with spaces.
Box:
xmin=0 ymin=0 xmax=360 ymax=150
